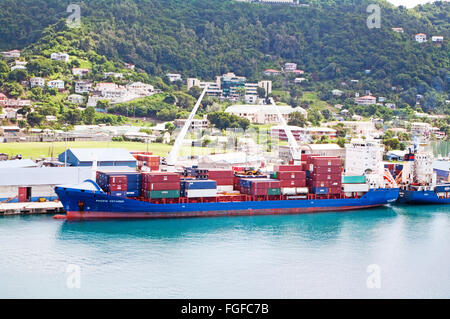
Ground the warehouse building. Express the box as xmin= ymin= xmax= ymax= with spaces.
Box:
xmin=0 ymin=167 xmax=93 ymax=203
xmin=58 ymin=148 xmax=137 ymax=168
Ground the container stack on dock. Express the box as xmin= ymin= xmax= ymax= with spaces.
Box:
xmin=142 ymin=172 xmax=180 ymax=199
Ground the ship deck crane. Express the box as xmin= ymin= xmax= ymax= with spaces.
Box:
xmin=269 ymin=97 xmax=305 ymax=164
xmin=166 ymin=86 xmax=209 ymax=166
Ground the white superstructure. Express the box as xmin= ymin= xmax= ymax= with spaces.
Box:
xmin=345 ymin=139 xmax=384 ymax=176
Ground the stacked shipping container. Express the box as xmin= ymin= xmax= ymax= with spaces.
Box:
xmin=97 ymin=171 xmax=142 ymax=197
xmin=306 ymin=156 xmax=343 ymax=195
xmin=181 ymin=179 xmax=217 ymax=198
xmin=131 ymin=152 xmax=160 ymax=171
xmin=142 ymin=172 xmax=180 ymax=199
xmin=239 ymin=179 xmax=281 ymax=196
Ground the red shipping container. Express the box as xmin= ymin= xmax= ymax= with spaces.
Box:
xmin=18 ymin=187 xmax=27 ymax=202
xmin=250 ymin=180 xmax=281 ymax=190
xmin=214 ymin=178 xmax=234 ymax=186
xmin=142 ymin=172 xmax=180 ymax=183
xmin=312 ymin=157 xmax=341 ymax=166
xmin=109 ymin=184 xmax=127 ymax=191
xmin=146 ymin=182 xmax=180 ymax=191
xmin=109 ymin=176 xmax=127 ymax=184
xmin=302 ymin=154 xmax=320 ymax=162
xmin=280 ymin=180 xmax=306 ymax=188
xmin=312 ymin=165 xmax=341 ymax=174
xmin=208 ymin=170 xmax=234 ymax=179
xmin=276 ymin=171 xmax=306 ymax=180
xmin=274 ymin=165 xmax=303 ymax=172
xmin=310 ymin=173 xmax=341 ymax=181
xmin=328 ymin=187 xmax=342 ymax=194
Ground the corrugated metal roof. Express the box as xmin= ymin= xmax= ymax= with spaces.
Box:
xmin=0 ymin=167 xmax=93 ymax=186
xmin=61 ymin=148 xmax=136 ymax=162
xmin=0 ymin=159 xmax=38 ymax=169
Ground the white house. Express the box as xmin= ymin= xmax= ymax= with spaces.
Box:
xmin=47 ymin=80 xmax=65 ymax=90
xmin=30 ymin=77 xmax=45 ymax=88
xmin=283 ymin=63 xmax=297 ymax=72
xmin=124 ymin=63 xmax=135 ymax=70
xmin=104 ymin=72 xmax=123 ymax=79
xmin=10 ymin=65 xmax=27 ymax=71
xmin=166 ymin=73 xmax=182 ymax=82
xmin=332 ymin=89 xmax=344 ymax=97
xmin=392 ymin=27 xmax=404 ymax=33
xmin=1 ymin=50 xmax=21 ymax=58
xmin=75 ymin=80 xmax=93 ymax=94
xmin=294 ymin=77 xmax=307 ymax=84
xmin=355 ymin=95 xmax=377 ymax=105
xmin=50 ymin=52 xmax=70 ymax=62
xmin=263 ymin=69 xmax=281 ymax=76
xmin=72 ymin=68 xmax=90 ymax=77
xmin=415 ymin=33 xmax=427 ymax=43
xmin=68 ymin=94 xmax=85 ymax=104
xmin=432 ymin=36 xmax=444 ymax=43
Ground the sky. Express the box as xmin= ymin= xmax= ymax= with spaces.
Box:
xmin=387 ymin=0 xmax=440 ymax=8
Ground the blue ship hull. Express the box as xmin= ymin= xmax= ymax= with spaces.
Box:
xmin=398 ymin=189 xmax=450 ymax=205
xmin=55 ymin=185 xmax=399 ymax=220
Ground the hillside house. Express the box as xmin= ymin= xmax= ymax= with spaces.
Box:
xmin=355 ymin=95 xmax=376 ymax=105
xmin=30 ymin=77 xmax=45 ymax=88
xmin=47 ymin=80 xmax=65 ymax=90
xmin=72 ymin=68 xmax=90 ymax=77
xmin=75 ymin=80 xmax=93 ymax=94
xmin=415 ymin=33 xmax=427 ymax=43
xmin=50 ymin=52 xmax=69 ymax=62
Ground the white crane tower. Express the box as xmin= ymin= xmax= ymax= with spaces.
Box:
xmin=166 ymin=86 xmax=209 ymax=166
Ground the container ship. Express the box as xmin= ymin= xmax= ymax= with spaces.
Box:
xmin=396 ymin=147 xmax=450 ymax=205
xmin=55 ymin=154 xmax=399 ymax=220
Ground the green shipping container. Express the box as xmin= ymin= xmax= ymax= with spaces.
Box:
xmin=341 ymin=176 xmax=366 ymax=184
xmin=268 ymin=188 xmax=281 ymax=196
xmin=148 ymin=190 xmax=180 ymax=199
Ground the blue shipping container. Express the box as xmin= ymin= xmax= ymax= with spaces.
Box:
xmin=109 ymin=191 xmax=127 ymax=197
xmin=312 ymin=187 xmax=329 ymax=194
xmin=182 ymin=180 xmax=217 ymax=190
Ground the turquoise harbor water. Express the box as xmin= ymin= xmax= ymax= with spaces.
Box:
xmin=0 ymin=205 xmax=449 ymax=298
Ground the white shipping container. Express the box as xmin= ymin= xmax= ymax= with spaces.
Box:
xmin=342 ymin=184 xmax=369 ymax=192
xmin=296 ymin=187 xmax=309 ymax=194
xmin=185 ymin=189 xmax=217 ymax=198
xmin=281 ymin=188 xmax=296 ymax=195
xmin=217 ymin=185 xmax=234 ymax=193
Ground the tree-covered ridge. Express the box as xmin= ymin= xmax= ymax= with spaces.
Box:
xmin=0 ymin=1 xmax=448 ymax=83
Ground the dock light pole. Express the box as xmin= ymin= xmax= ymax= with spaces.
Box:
xmin=166 ymin=85 xmax=209 ymax=166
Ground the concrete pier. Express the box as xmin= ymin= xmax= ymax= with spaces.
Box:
xmin=0 ymin=202 xmax=64 ymax=216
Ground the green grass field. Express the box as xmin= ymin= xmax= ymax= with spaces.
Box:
xmin=0 ymin=141 xmax=213 ymax=159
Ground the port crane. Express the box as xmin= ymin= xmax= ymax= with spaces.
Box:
xmin=166 ymin=86 xmax=209 ymax=166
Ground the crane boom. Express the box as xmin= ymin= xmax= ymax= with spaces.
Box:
xmin=269 ymin=98 xmax=302 ymax=163
xmin=166 ymin=86 xmax=209 ymax=166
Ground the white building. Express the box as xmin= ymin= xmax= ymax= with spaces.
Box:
xmin=50 ymin=52 xmax=69 ymax=62
xmin=68 ymin=94 xmax=85 ymax=104
xmin=225 ymin=104 xmax=306 ymax=124
xmin=104 ymin=72 xmax=123 ymax=79
xmin=166 ymin=73 xmax=182 ymax=82
xmin=30 ymin=77 xmax=45 ymax=88
xmin=392 ymin=27 xmax=404 ymax=33
xmin=72 ymin=68 xmax=90 ymax=77
xmin=432 ymin=36 xmax=444 ymax=43
xmin=174 ymin=115 xmax=209 ymax=130
xmin=415 ymin=33 xmax=427 ymax=43
xmin=283 ymin=63 xmax=297 ymax=72
xmin=355 ymin=95 xmax=377 ymax=105
xmin=344 ymin=139 xmax=384 ymax=176
xmin=1 ymin=50 xmax=21 ymax=58
xmin=10 ymin=65 xmax=27 ymax=71
xmin=47 ymin=80 xmax=65 ymax=90
xmin=75 ymin=80 xmax=93 ymax=94
xmin=294 ymin=77 xmax=307 ymax=84
xmin=332 ymin=89 xmax=344 ymax=97
xmin=271 ymin=126 xmax=337 ymax=142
